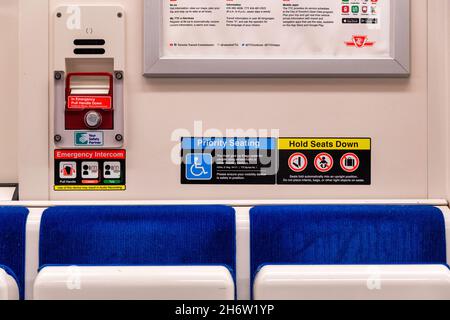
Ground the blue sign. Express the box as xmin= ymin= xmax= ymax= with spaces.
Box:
xmin=185 ymin=153 xmax=213 ymax=181
xmin=75 ymin=132 xmax=104 ymax=146
xmin=181 ymin=137 xmax=277 ymax=185
xmin=182 ymin=138 xmax=276 ymax=151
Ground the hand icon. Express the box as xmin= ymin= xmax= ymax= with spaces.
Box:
xmin=79 ymin=134 xmax=89 ymax=144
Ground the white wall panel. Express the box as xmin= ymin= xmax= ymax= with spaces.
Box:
xmin=18 ymin=0 xmax=49 ymax=199
xmin=0 ymin=0 xmax=19 ymax=183
xmin=13 ymin=0 xmax=444 ymax=200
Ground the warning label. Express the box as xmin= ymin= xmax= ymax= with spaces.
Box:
xmin=278 ymin=138 xmax=371 ymax=185
xmin=181 ymin=138 xmax=276 ymax=185
xmin=54 ymin=150 xmax=126 ymax=191
xmin=67 ymin=96 xmax=112 ymax=110
xmin=181 ymin=137 xmax=371 ymax=186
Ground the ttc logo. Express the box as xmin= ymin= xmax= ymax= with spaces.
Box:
xmin=185 ymin=154 xmax=213 ymax=181
xmin=345 ymin=35 xmax=375 ymax=48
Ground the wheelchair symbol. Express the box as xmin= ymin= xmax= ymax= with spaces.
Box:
xmin=186 ymin=154 xmax=213 ymax=181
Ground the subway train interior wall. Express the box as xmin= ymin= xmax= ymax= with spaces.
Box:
xmin=0 ymin=0 xmax=450 ymax=304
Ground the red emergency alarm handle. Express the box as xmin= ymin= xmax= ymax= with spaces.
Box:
xmin=65 ymin=72 xmax=114 ymax=112
xmin=65 ymin=72 xmax=114 ymax=98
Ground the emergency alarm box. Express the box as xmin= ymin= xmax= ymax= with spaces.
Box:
xmin=53 ymin=6 xmax=125 ymax=148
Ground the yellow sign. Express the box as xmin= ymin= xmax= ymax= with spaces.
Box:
xmin=54 ymin=185 xmax=126 ymax=191
xmin=278 ymin=138 xmax=371 ymax=151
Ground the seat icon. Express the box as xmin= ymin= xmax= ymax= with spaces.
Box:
xmin=186 ymin=154 xmax=213 ymax=181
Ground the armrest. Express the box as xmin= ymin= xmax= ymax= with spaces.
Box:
xmin=0 ymin=268 xmax=19 ymax=300
xmin=254 ymin=265 xmax=450 ymax=300
xmin=34 ymin=266 xmax=235 ymax=300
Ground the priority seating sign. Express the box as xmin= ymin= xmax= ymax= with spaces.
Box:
xmin=181 ymin=137 xmax=371 ymax=186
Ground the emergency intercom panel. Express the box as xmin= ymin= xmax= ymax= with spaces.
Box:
xmin=53 ymin=6 xmax=125 ymax=148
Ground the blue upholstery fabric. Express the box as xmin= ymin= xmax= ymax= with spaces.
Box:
xmin=0 ymin=207 xmax=29 ymax=299
xmin=40 ymin=206 xmax=236 ymax=280
xmin=250 ymin=205 xmax=447 ymax=284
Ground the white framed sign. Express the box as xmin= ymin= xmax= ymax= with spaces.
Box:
xmin=144 ymin=0 xmax=410 ymax=77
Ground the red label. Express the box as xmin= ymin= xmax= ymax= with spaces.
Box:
xmin=82 ymin=180 xmax=100 ymax=185
xmin=55 ymin=150 xmax=126 ymax=160
xmin=67 ymin=96 xmax=112 ymax=110
xmin=345 ymin=35 xmax=375 ymax=48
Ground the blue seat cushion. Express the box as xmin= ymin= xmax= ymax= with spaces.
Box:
xmin=40 ymin=206 xmax=236 ymax=280
xmin=250 ymin=205 xmax=447 ymax=284
xmin=0 ymin=207 xmax=29 ymax=299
